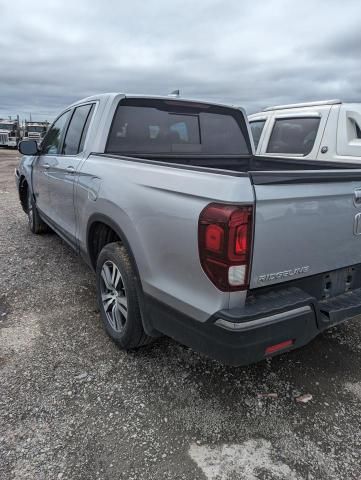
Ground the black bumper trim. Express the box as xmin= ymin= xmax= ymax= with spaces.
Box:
xmin=145 ymin=293 xmax=318 ymax=366
xmin=319 ymin=288 xmax=361 ymax=326
xmin=145 ymin=286 xmax=361 ymax=366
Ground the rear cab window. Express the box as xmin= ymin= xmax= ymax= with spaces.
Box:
xmin=106 ymin=98 xmax=251 ymax=156
xmin=267 ymin=117 xmax=321 ymax=156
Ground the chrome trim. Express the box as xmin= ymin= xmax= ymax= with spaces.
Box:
xmin=215 ymin=305 xmax=312 ymax=331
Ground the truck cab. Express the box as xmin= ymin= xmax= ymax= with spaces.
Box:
xmin=249 ymin=99 xmax=361 ymax=164
xmin=0 ymin=119 xmax=21 ymax=148
xmin=23 ymin=121 xmax=49 ymax=146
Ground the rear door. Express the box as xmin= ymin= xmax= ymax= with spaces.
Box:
xmin=249 ymin=170 xmax=361 ymax=289
xmin=46 ymin=103 xmax=95 ymax=245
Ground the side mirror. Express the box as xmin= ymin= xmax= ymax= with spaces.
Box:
xmin=18 ymin=139 xmax=39 ymax=156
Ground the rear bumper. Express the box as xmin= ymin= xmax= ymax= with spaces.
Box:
xmin=146 ymin=286 xmax=361 ymax=366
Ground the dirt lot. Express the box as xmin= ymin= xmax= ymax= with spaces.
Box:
xmin=1 ymin=148 xmax=361 ymax=480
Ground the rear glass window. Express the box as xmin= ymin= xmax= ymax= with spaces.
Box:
xmin=250 ymin=120 xmax=266 ymax=149
xmin=106 ymin=100 xmax=250 ymax=155
xmin=267 ymin=117 xmax=320 ymax=155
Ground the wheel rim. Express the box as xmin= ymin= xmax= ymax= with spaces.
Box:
xmin=100 ymin=260 xmax=128 ymax=332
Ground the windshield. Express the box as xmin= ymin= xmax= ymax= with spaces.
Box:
xmin=28 ymin=126 xmax=46 ymax=133
xmin=0 ymin=124 xmax=13 ymax=130
xmin=106 ymin=99 xmax=250 ymax=155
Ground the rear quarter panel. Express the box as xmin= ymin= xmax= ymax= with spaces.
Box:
xmin=76 ymin=155 xmax=255 ymax=321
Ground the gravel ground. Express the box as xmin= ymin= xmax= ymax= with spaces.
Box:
xmin=1 ymin=148 xmax=361 ymax=480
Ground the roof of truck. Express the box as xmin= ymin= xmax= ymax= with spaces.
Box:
xmin=263 ymin=99 xmax=342 ymax=111
xmin=69 ymin=92 xmax=243 ymax=112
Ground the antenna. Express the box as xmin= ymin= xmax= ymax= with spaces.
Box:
xmin=168 ymin=89 xmax=180 ymax=97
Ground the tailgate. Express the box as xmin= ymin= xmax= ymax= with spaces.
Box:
xmin=249 ymin=170 xmax=361 ymax=289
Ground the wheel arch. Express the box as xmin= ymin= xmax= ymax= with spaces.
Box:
xmin=86 ymin=213 xmax=138 ymax=273
xmin=86 ymin=213 xmax=159 ymax=337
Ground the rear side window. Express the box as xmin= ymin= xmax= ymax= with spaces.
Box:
xmin=106 ymin=100 xmax=250 ymax=155
xmin=63 ymin=104 xmax=94 ymax=155
xmin=267 ymin=117 xmax=320 ymax=155
xmin=250 ymin=120 xmax=266 ymax=149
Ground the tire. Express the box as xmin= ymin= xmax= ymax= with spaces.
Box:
xmin=96 ymin=242 xmax=152 ymax=349
xmin=27 ymin=189 xmax=48 ymax=234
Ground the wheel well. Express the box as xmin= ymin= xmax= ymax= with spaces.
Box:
xmin=88 ymin=222 xmax=121 ymax=269
xmin=19 ymin=177 xmax=29 ymax=212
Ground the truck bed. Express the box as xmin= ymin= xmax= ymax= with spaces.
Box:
xmin=101 ymin=152 xmax=361 ymax=173
xmin=99 ymin=151 xmax=361 ymax=291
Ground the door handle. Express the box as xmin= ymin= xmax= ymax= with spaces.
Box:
xmin=66 ymin=166 xmax=75 ymax=174
xmin=43 ymin=163 xmax=50 ymax=169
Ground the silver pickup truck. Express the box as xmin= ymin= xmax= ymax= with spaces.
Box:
xmin=15 ymin=93 xmax=361 ymax=366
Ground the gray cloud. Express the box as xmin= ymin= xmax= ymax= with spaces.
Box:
xmin=1 ymin=0 xmax=360 ymax=121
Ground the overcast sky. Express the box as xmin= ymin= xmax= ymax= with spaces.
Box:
xmin=1 ymin=0 xmax=360 ymax=121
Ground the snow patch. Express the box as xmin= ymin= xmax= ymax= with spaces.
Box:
xmin=189 ymin=439 xmax=301 ymax=480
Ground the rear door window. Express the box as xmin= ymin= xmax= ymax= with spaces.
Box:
xmin=250 ymin=120 xmax=266 ymax=149
xmin=63 ymin=104 xmax=94 ymax=155
xmin=267 ymin=117 xmax=321 ymax=155
xmin=106 ymin=99 xmax=250 ymax=155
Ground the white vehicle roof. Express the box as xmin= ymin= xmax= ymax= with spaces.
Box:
xmin=263 ymin=99 xmax=342 ymax=112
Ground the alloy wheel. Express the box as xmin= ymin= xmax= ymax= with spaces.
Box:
xmin=100 ymin=260 xmax=128 ymax=332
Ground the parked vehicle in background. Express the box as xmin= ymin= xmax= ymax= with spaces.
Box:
xmin=0 ymin=118 xmax=21 ymax=148
xmin=14 ymin=93 xmax=361 ymax=366
xmin=249 ymin=99 xmax=361 ymax=164
xmin=23 ymin=121 xmax=49 ymax=146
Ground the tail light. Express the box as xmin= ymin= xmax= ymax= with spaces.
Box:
xmin=198 ymin=203 xmax=253 ymax=291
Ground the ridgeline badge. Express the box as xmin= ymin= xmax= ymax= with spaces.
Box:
xmin=258 ymin=266 xmax=310 ymax=283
